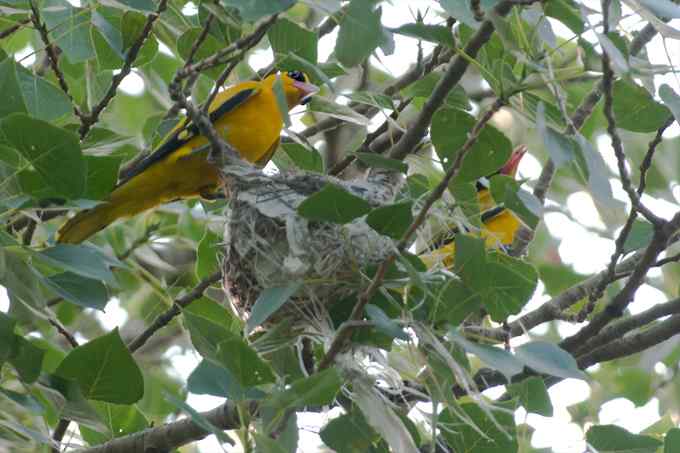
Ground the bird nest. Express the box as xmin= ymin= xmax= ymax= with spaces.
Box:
xmin=220 ymin=165 xmax=399 ymax=325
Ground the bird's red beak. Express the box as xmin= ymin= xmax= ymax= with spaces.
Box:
xmin=293 ymin=80 xmax=319 ymax=105
xmin=500 ymin=145 xmax=527 ymax=177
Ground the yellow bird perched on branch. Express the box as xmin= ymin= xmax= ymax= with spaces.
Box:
xmin=57 ymin=71 xmax=318 ymax=244
xmin=420 ymin=146 xmax=527 ymax=268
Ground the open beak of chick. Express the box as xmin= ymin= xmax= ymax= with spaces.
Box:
xmin=500 ymin=145 xmax=528 ymax=177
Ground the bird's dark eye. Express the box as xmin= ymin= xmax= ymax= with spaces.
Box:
xmin=287 ymin=70 xmax=305 ymax=82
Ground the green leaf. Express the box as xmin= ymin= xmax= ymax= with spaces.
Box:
xmin=214 ymin=337 xmax=276 ymax=387
xmin=489 ymin=175 xmax=541 ymax=229
xmin=39 ymin=373 xmax=106 ymax=431
xmin=659 ymin=84 xmax=680 ymax=124
xmin=597 ymin=33 xmax=629 ymax=75
xmin=9 ymin=336 xmax=45 ymax=383
xmin=508 ymin=376 xmax=553 ymax=417
xmin=83 ymin=155 xmax=121 ymax=200
xmin=273 ymin=74 xmax=292 ymax=128
xmin=586 ymin=425 xmax=661 ymax=453
xmin=268 ymin=18 xmax=317 ymax=68
xmin=439 ymin=0 xmax=502 ymax=28
xmin=431 ymin=108 xmax=512 ymax=182
xmin=221 ymin=0 xmax=296 ymax=21
xmin=449 ymin=330 xmax=523 ymax=381
xmin=431 ymin=278 xmax=482 ymax=326
xmin=298 ymin=183 xmax=372 ymax=224
xmin=183 ymin=311 xmax=236 ymax=361
xmin=188 ymin=359 xmax=263 ymax=400
xmin=0 ymin=59 xmax=26 ymax=119
xmin=42 ymin=1 xmax=95 ymax=63
xmin=335 ymin=0 xmax=383 ymax=67
xmin=79 ymin=402 xmax=148 ymax=445
xmin=15 ymin=64 xmax=72 ymax=121
xmin=2 ymin=114 xmax=85 ymax=199
xmin=164 ymin=392 xmax=234 ymax=445
xmin=0 ymin=388 xmax=45 ymax=415
xmin=545 ymin=0 xmax=584 ymax=34
xmin=346 ymin=91 xmax=395 ymax=110
xmin=196 ymin=228 xmax=221 ymax=279
xmin=269 ymin=368 xmax=342 ymax=409
xmin=120 ymin=11 xmax=157 ymax=66
xmin=354 ymin=152 xmax=408 ymax=173
xmin=391 ymin=23 xmax=454 ymax=47
xmin=365 ymin=304 xmax=408 ymax=340
xmin=321 ymin=410 xmax=380 ymax=453
xmin=612 ymin=80 xmax=671 ymax=133
xmin=246 ymin=283 xmax=301 ymax=333
xmin=574 ymin=134 xmax=616 ymax=208
xmin=282 ymin=143 xmax=323 ymax=172
xmin=0 ymin=312 xmax=18 ymax=363
xmin=665 ymin=428 xmax=680 ymax=453
xmin=515 ymin=341 xmax=586 ymax=380
xmin=536 ymin=102 xmax=575 ymax=167
xmin=308 ymin=96 xmax=371 ymax=126
xmin=639 ymin=0 xmax=680 ymax=19
xmin=440 ymin=400 xmax=518 ymax=453
xmin=177 ymin=28 xmax=227 ymax=80
xmin=402 ymin=72 xmax=470 ymax=110
xmin=44 ymin=272 xmax=109 ymax=310
xmin=56 ymin=328 xmax=144 ymax=404
xmin=366 ymin=201 xmax=413 ymax=239
xmin=115 ymin=0 xmax=156 ymax=12
xmin=40 ymin=244 xmax=123 ymax=284
xmin=623 ymin=220 xmax=654 ymax=253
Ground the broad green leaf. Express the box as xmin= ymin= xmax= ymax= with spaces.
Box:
xmin=597 ymin=33 xmax=629 ymax=75
xmin=298 ymin=183 xmax=372 ymax=224
xmin=84 ymin=155 xmax=121 ymax=200
xmin=2 ymin=251 xmax=45 ymax=309
xmin=612 ymin=80 xmax=671 ymax=133
xmin=42 ymin=1 xmax=95 ymax=63
xmin=40 ymin=244 xmax=123 ymax=284
xmin=308 ymin=96 xmax=370 ymax=125
xmin=366 ymin=201 xmax=413 ymax=239
xmin=508 ymin=376 xmax=553 ymax=417
xmin=9 ymin=336 xmax=45 ymax=383
xmin=335 ymin=0 xmax=383 ymax=67
xmin=246 ymin=283 xmax=301 ymax=333
xmin=440 ymin=401 xmax=518 ymax=453
xmin=164 ymin=392 xmax=234 ymax=445
xmin=623 ymin=220 xmax=654 ymax=253
xmin=282 ymin=143 xmax=323 ymax=172
xmin=402 ymin=72 xmax=470 ymax=111
xmin=56 ymin=328 xmax=144 ymax=404
xmin=2 ymin=114 xmax=85 ymax=199
xmin=0 ymin=60 xmax=26 ymax=119
xmin=187 ymin=359 xmax=263 ymax=400
xmin=586 ymin=425 xmax=661 ymax=453
xmin=196 ymin=228 xmax=221 ymax=279
xmin=665 ymin=428 xmax=680 ymax=453
xmin=269 ymin=368 xmax=342 ymax=409
xmin=15 ymin=64 xmax=72 ymax=121
xmin=515 ymin=341 xmax=586 ymax=380
xmin=120 ymin=11 xmax=157 ymax=67
xmin=221 ymin=0 xmax=296 ymax=21
xmin=39 ymin=374 xmax=106 ymax=431
xmin=273 ymin=74 xmax=292 ymax=128
xmin=214 ymin=337 xmax=276 ymax=387
xmin=44 ymin=272 xmax=109 ymax=310
xmin=177 ymin=28 xmax=227 ymax=80
xmin=115 ymin=0 xmax=155 ymax=12
xmin=574 ymin=134 xmax=616 ymax=208
xmin=545 ymin=0 xmax=583 ymax=34
xmin=346 ymin=91 xmax=395 ymax=110
xmin=268 ymin=18 xmax=317 ymax=68
xmin=365 ymin=304 xmax=408 ymax=340
xmin=439 ymin=0 xmax=502 ymax=28
xmin=391 ymin=23 xmax=454 ymax=47
xmin=449 ymin=330 xmax=523 ymax=380
xmin=431 ymin=108 xmax=512 ymax=182
xmin=431 ymin=278 xmax=482 ymax=326
xmin=183 ymin=311 xmax=235 ymax=361
xmin=536 ymin=102 xmax=575 ymax=167
xmin=321 ymin=410 xmax=380 ymax=453
xmin=79 ymin=402 xmax=148 ymax=445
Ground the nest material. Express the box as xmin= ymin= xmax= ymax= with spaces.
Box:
xmin=221 ymin=166 xmax=399 ymax=323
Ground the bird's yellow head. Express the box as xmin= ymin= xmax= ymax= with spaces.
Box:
xmin=266 ymin=71 xmax=319 ymax=109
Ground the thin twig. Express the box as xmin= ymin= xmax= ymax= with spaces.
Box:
xmin=127 ymin=271 xmax=223 ymax=353
xmin=0 ymin=17 xmax=30 ymax=40
xmin=78 ymin=0 xmax=169 ymax=139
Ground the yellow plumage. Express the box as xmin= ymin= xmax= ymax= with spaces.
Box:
xmin=57 ymin=72 xmax=317 ymax=244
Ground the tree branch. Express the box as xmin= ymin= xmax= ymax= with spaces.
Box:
xmin=75 ymin=400 xmax=254 ymax=453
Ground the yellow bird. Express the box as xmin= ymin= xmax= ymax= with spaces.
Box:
xmin=57 ymin=71 xmax=318 ymax=244
xmin=421 ymin=146 xmax=527 ymax=268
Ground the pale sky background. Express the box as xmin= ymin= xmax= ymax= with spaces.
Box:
xmin=3 ymin=0 xmax=680 ymax=451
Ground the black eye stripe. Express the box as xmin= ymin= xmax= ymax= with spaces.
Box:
xmin=287 ymin=70 xmax=305 ymax=82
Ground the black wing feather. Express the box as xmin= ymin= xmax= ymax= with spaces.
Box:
xmin=120 ymin=88 xmax=257 ymax=184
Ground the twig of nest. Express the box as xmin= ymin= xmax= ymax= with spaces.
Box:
xmin=220 ymin=165 xmax=400 ymax=325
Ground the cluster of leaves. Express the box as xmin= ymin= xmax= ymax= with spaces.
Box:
xmin=2 ymin=0 xmax=680 ymax=452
